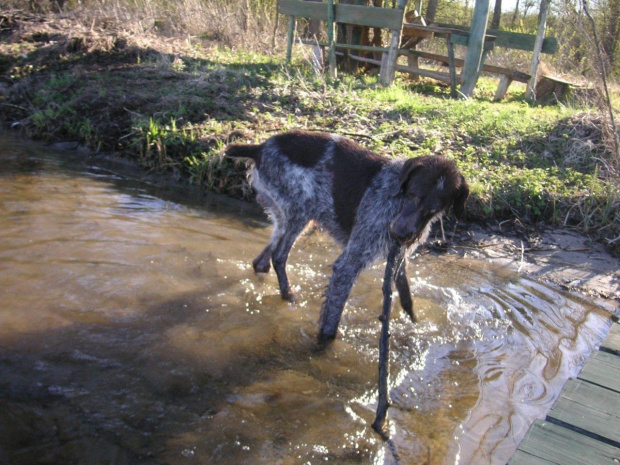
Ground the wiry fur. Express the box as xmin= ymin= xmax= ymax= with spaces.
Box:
xmin=226 ymin=130 xmax=469 ymax=339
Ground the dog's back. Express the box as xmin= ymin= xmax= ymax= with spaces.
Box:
xmin=227 ymin=130 xmax=392 ymax=243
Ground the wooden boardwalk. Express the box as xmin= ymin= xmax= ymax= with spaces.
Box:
xmin=508 ymin=322 xmax=620 ymax=465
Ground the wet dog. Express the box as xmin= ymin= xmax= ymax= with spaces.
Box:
xmin=226 ymin=130 xmax=469 ymax=339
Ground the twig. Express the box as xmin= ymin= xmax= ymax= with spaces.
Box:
xmin=372 ymin=241 xmax=402 ymax=439
xmin=517 ymin=240 xmax=525 ymax=273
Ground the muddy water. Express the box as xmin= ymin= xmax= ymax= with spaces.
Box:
xmin=0 ymin=134 xmax=610 ymax=465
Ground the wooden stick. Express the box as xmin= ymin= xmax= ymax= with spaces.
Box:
xmin=372 ymin=241 xmax=402 ymax=439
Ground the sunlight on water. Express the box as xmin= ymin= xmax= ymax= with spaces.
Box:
xmin=0 ymin=134 xmax=611 ymax=465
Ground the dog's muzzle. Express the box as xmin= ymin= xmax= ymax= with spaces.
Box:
xmin=389 ymin=220 xmax=421 ymax=246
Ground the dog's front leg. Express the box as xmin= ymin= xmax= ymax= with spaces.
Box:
xmin=318 ymin=252 xmax=366 ymax=340
xmin=395 ymin=253 xmax=417 ymax=323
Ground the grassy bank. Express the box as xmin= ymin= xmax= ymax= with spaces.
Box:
xmin=1 ymin=12 xmax=619 ymax=254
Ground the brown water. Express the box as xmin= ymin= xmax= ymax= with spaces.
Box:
xmin=0 ymin=134 xmax=610 ymax=465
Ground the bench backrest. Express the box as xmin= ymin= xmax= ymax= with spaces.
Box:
xmin=435 ymin=22 xmax=558 ymax=53
xmin=278 ymin=0 xmax=404 ymax=31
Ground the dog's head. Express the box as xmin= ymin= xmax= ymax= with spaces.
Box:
xmin=390 ymin=156 xmax=469 ymax=246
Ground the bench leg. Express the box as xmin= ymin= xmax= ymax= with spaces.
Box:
xmin=494 ymin=75 xmax=512 ymax=101
xmin=407 ymin=49 xmax=420 ymax=82
xmin=286 ymin=15 xmax=295 ymax=63
xmin=447 ymin=41 xmax=457 ymax=98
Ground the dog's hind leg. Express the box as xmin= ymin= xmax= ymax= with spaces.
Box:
xmin=271 ymin=217 xmax=308 ymax=302
xmin=395 ymin=254 xmax=417 ymax=323
xmin=253 ymin=197 xmax=285 ymax=274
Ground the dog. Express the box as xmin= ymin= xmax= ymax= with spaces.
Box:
xmin=226 ymin=130 xmax=469 ymax=340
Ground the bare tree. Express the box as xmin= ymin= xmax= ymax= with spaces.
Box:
xmin=601 ymin=0 xmax=620 ymax=71
xmin=426 ymin=0 xmax=439 ymax=22
xmin=511 ymin=0 xmax=520 ymax=26
xmin=491 ymin=0 xmax=502 ymax=29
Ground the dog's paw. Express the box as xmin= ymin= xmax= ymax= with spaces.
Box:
xmin=405 ymin=308 xmax=418 ymax=324
xmin=281 ymin=289 xmax=298 ymax=303
xmin=317 ymin=331 xmax=337 ymax=345
xmin=252 ymin=259 xmax=271 ymax=274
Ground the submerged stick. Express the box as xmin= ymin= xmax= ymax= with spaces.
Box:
xmin=372 ymin=242 xmax=402 ymax=439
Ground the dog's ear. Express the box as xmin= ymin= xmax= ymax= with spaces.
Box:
xmin=392 ymin=158 xmax=424 ymax=197
xmin=453 ymin=175 xmax=470 ymax=220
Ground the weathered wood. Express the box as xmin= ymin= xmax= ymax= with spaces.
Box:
xmin=447 ymin=40 xmax=457 ymax=97
xmin=400 ymin=49 xmax=531 ymax=81
xmin=601 ymin=322 xmax=620 ymax=355
xmin=459 ymin=0 xmax=490 ymax=97
xmin=577 ymin=350 xmax=620 ymax=393
xmin=494 ymin=74 xmax=513 ymax=100
xmin=547 ymin=378 xmax=620 ymax=447
xmin=378 ymin=0 xmax=407 ymax=86
xmin=508 ymin=420 xmax=620 ymax=465
xmin=435 ymin=22 xmax=558 ymax=53
xmin=351 ymin=54 xmax=452 ymax=83
xmin=526 ymin=0 xmax=551 ymax=100
xmin=336 ymin=3 xmax=404 ymax=29
xmin=406 ymin=53 xmax=421 ymax=81
xmin=286 ymin=15 xmax=295 ymax=63
xmin=327 ymin=0 xmax=337 ymax=79
xmin=278 ymin=0 xmax=329 ymax=20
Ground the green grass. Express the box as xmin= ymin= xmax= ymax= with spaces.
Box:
xmin=1 ymin=15 xmax=619 ymax=254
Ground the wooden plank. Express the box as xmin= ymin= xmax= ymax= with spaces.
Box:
xmin=459 ymin=0 xmax=490 ymax=97
xmin=400 ymin=49 xmax=531 ymax=81
xmin=278 ymin=0 xmax=329 ymax=20
xmin=449 ymin=33 xmax=469 ymax=46
xmin=435 ymin=22 xmax=558 ymax=54
xmin=547 ymin=379 xmax=620 ymax=447
xmin=348 ymin=54 xmax=452 ymax=83
xmin=492 ymin=29 xmax=557 ymax=54
xmin=335 ymin=4 xmax=404 ymax=30
xmin=601 ymin=323 xmax=620 ymax=355
xmin=577 ymin=350 xmax=620 ymax=393
xmin=509 ymin=420 xmax=620 ymax=465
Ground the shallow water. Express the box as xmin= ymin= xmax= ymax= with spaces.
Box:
xmin=0 ymin=134 xmax=610 ymax=465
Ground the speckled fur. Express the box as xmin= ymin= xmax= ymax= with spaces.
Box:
xmin=226 ymin=130 xmax=469 ymax=339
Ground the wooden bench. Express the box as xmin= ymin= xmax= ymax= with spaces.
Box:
xmin=278 ymin=0 xmax=407 ymax=85
xmin=419 ymin=23 xmax=559 ymax=100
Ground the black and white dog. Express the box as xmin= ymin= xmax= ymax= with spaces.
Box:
xmin=226 ymin=130 xmax=469 ymax=340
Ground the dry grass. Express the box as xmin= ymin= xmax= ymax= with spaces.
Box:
xmin=3 ymin=0 xmax=281 ymax=52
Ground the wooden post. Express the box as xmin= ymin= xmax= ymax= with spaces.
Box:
xmin=448 ymin=40 xmax=457 ymax=97
xmin=379 ymin=0 xmax=408 ymax=85
xmin=459 ymin=0 xmax=490 ymax=97
xmin=286 ymin=15 xmax=295 ymax=63
xmin=494 ymin=74 xmax=513 ymax=100
xmin=327 ymin=0 xmax=337 ymax=79
xmin=525 ymin=0 xmax=550 ymax=100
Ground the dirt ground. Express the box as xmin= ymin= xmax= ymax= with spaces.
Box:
xmin=458 ymin=222 xmax=620 ymax=316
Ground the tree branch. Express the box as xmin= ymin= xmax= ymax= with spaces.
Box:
xmin=372 ymin=241 xmax=402 ymax=439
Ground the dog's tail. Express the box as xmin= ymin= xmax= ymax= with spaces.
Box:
xmin=226 ymin=143 xmax=263 ymax=167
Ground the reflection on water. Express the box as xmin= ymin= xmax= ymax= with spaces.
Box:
xmin=0 ymin=134 xmax=610 ymax=465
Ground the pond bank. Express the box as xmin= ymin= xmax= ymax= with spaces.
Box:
xmin=43 ymin=134 xmax=620 ymax=312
